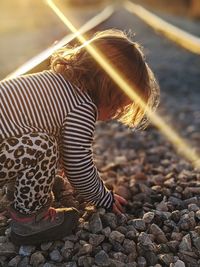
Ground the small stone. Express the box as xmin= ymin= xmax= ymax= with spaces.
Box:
xmin=40 ymin=242 xmax=52 ymax=251
xmin=126 ymin=230 xmax=137 ymax=240
xmin=171 ymin=232 xmax=183 ymax=241
xmin=138 ymin=232 xmax=157 ymax=252
xmin=123 ymin=239 xmax=136 ymax=254
xmin=94 ymin=250 xmax=110 ymax=266
xmin=145 ymin=251 xmax=158 ymax=266
xmin=0 ymin=236 xmax=7 ymax=243
xmin=102 ymin=242 xmax=112 ymax=253
xmin=172 ymin=260 xmax=186 ymax=267
xmin=109 ymin=231 xmax=125 ymax=244
xmin=78 ymin=243 xmax=93 ymax=255
xmin=42 ymin=263 xmax=56 ymax=267
xmin=171 ymin=210 xmax=181 ymax=222
xmin=89 ymin=213 xmax=103 ymax=234
xmin=109 ymin=259 xmax=126 ymax=267
xmin=129 ymin=219 xmax=146 ymax=231
xmin=190 ymin=231 xmax=200 ymax=250
xmin=102 ymin=213 xmax=117 ymax=229
xmin=63 ymin=234 xmax=78 ymax=242
xmin=18 ymin=256 xmax=29 ymax=267
xmin=78 ymin=256 xmax=94 ymax=267
xmin=178 ymin=213 xmax=196 ymax=230
xmin=63 ymin=262 xmax=77 ymax=267
xmin=64 ymin=240 xmax=74 ymax=249
xmin=150 ymin=224 xmax=168 ymax=243
xmin=30 ymin=251 xmax=45 ymax=267
xmin=8 ymin=255 xmax=21 ymax=267
xmin=113 ymin=252 xmax=127 ymax=262
xmin=179 ymin=234 xmax=192 ymax=252
xmin=142 ymin=212 xmax=154 ymax=223
xmin=188 ymin=203 xmax=199 ymax=212
xmin=0 ymin=242 xmax=17 ymax=257
xmin=89 ymin=234 xmax=105 ymax=246
xmin=19 ymin=245 xmax=36 ymax=257
xmin=101 ymin=227 xmax=111 ymax=237
xmin=196 ymin=210 xmax=200 ymax=220
xmin=49 ymin=249 xmax=63 ymax=262
xmin=158 ymin=254 xmax=174 ymax=265
xmin=137 ymin=256 xmax=147 ymax=267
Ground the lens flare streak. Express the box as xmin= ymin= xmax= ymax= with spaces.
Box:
xmin=46 ymin=0 xmax=200 ymax=169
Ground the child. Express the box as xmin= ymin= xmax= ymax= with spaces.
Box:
xmin=0 ymin=29 xmax=159 ymax=245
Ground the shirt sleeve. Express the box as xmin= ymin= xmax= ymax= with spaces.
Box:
xmin=61 ymin=101 xmax=114 ymax=209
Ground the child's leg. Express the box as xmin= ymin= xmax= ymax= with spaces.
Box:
xmin=0 ymin=133 xmax=79 ymax=245
xmin=0 ymin=133 xmax=59 ymax=214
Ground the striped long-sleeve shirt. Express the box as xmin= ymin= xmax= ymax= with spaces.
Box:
xmin=0 ymin=70 xmax=114 ymax=209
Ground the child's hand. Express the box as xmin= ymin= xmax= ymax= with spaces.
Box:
xmin=112 ymin=194 xmax=128 ymax=215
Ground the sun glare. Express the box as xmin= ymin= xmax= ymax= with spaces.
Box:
xmin=46 ymin=0 xmax=200 ymax=169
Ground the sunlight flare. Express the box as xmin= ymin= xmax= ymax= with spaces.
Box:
xmin=46 ymin=0 xmax=200 ymax=169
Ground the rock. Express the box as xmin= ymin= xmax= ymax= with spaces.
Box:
xmin=78 ymin=255 xmax=94 ymax=267
xmin=129 ymin=219 xmax=146 ymax=231
xmin=142 ymin=212 xmax=154 ymax=223
xmin=19 ymin=245 xmax=36 ymax=257
xmin=102 ymin=242 xmax=112 ymax=253
xmin=8 ymin=255 xmax=21 ymax=267
xmin=101 ymin=227 xmax=111 ymax=237
xmin=171 ymin=210 xmax=181 ymax=222
xmin=123 ymin=239 xmax=136 ymax=254
xmin=0 ymin=236 xmax=7 ymax=243
xmin=89 ymin=234 xmax=105 ymax=246
xmin=196 ymin=210 xmax=200 ymax=220
xmin=109 ymin=231 xmax=125 ymax=244
xmin=112 ymin=252 xmax=127 ymax=262
xmin=171 ymin=260 xmax=186 ymax=267
xmin=0 ymin=242 xmax=17 ymax=257
xmin=89 ymin=213 xmax=103 ymax=234
xmin=150 ymin=224 xmax=168 ymax=243
xmin=190 ymin=231 xmax=200 ymax=250
xmin=188 ymin=203 xmax=199 ymax=212
xmin=78 ymin=243 xmax=93 ymax=255
xmin=109 ymin=259 xmax=126 ymax=267
xmin=40 ymin=242 xmax=53 ymax=251
xmin=18 ymin=256 xmax=30 ymax=267
xmin=158 ymin=254 xmax=174 ymax=265
xmin=102 ymin=213 xmax=117 ymax=229
xmin=144 ymin=251 xmax=158 ymax=266
xmin=63 ymin=240 xmax=74 ymax=249
xmin=179 ymin=234 xmax=192 ymax=252
xmin=94 ymin=250 xmax=110 ymax=266
xmin=49 ymin=249 xmax=63 ymax=262
xmin=30 ymin=252 xmax=45 ymax=267
xmin=63 ymin=234 xmax=78 ymax=242
xmin=178 ymin=213 xmax=196 ymax=230
xmin=137 ymin=256 xmax=147 ymax=267
xmin=138 ymin=232 xmax=157 ymax=252
xmin=126 ymin=230 xmax=137 ymax=240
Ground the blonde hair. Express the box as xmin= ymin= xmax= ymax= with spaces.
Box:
xmin=51 ymin=29 xmax=160 ymax=129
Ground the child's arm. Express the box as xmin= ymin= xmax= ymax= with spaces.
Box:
xmin=61 ymin=101 xmax=114 ymax=210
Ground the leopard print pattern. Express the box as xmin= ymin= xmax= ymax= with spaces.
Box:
xmin=0 ymin=133 xmax=59 ymax=214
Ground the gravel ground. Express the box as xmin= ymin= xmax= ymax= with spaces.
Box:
xmin=0 ymin=6 xmax=200 ymax=267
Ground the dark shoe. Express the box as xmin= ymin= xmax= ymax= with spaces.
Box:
xmin=9 ymin=205 xmax=79 ymax=245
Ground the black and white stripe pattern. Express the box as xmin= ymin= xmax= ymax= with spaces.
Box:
xmin=0 ymin=70 xmax=113 ymax=209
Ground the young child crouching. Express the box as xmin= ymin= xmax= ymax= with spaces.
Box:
xmin=0 ymin=29 xmax=159 ymax=245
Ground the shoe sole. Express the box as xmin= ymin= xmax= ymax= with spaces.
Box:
xmin=10 ymin=209 xmax=79 ymax=246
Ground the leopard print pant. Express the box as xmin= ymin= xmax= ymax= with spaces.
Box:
xmin=0 ymin=133 xmax=59 ymax=214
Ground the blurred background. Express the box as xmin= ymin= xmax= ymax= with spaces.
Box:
xmin=0 ymin=0 xmax=199 ymax=79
